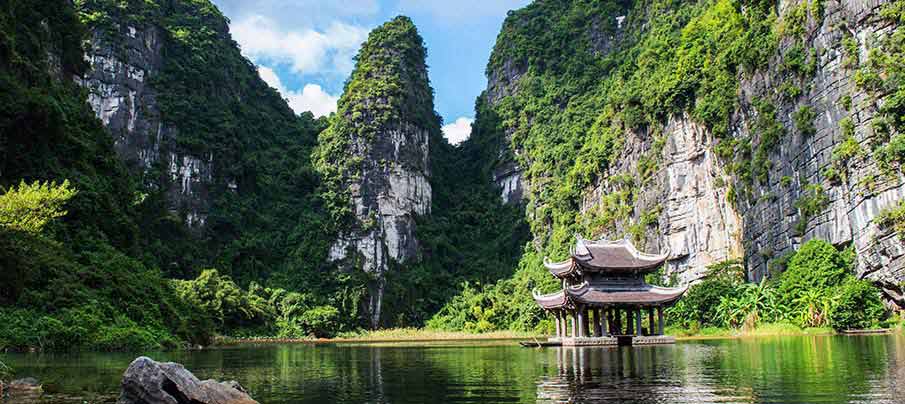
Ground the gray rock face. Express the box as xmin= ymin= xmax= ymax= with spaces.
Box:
xmin=118 ymin=357 xmax=257 ymax=404
xmin=328 ymin=121 xmax=432 ymax=327
xmin=488 ymin=0 xmax=904 ymax=306
xmin=485 ymin=47 xmax=528 ymax=205
xmin=730 ymin=0 xmax=905 ymax=304
xmin=78 ymin=22 xmax=213 ymax=229
xmin=580 ymin=115 xmax=745 ymax=285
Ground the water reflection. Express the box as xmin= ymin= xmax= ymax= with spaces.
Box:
xmin=538 ymin=345 xmax=748 ymax=403
xmin=538 ymin=336 xmax=902 ymax=404
xmin=2 ymin=335 xmax=903 ymax=403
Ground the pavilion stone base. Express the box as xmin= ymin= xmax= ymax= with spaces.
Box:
xmin=553 ymin=335 xmax=676 ymax=346
xmin=631 ymin=335 xmax=676 ymax=345
xmin=558 ymin=337 xmax=617 ymax=346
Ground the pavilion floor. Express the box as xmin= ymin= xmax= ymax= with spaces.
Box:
xmin=535 ymin=335 xmax=677 ymax=347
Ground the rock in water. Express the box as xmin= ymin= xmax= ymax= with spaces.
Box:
xmin=5 ymin=377 xmax=43 ymax=401
xmin=117 ymin=357 xmax=257 ymax=404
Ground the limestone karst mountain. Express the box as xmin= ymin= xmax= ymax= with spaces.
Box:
xmin=1 ymin=0 xmax=903 ymax=347
xmin=314 ymin=16 xmax=438 ymax=328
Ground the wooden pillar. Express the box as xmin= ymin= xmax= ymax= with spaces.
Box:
xmin=593 ymin=309 xmax=602 ymax=337
xmin=647 ymin=307 xmax=654 ymax=336
xmin=582 ymin=308 xmax=591 ymax=337
xmin=626 ymin=309 xmax=634 ymax=335
xmin=559 ymin=311 xmax=565 ymax=337
xmin=554 ymin=311 xmax=560 ymax=337
xmin=559 ymin=310 xmax=568 ymax=338
xmin=602 ymin=309 xmax=609 ymax=336
xmin=571 ymin=311 xmax=578 ymax=337
xmin=635 ymin=308 xmax=643 ymax=336
xmin=657 ymin=307 xmax=665 ymax=335
xmin=614 ymin=308 xmax=622 ymax=335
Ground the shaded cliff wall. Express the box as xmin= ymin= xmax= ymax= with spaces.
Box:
xmin=72 ymin=0 xmax=331 ymax=285
xmin=78 ymin=6 xmax=212 ymax=229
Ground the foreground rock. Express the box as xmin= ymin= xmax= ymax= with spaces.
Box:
xmin=3 ymin=377 xmax=43 ymax=401
xmin=118 ymin=357 xmax=257 ymax=404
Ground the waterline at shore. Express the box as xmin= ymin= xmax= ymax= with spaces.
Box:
xmin=216 ymin=324 xmax=901 ymax=345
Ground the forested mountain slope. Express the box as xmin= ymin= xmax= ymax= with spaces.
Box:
xmin=430 ymin=0 xmax=905 ymax=331
xmin=0 ymin=0 xmax=525 ymax=347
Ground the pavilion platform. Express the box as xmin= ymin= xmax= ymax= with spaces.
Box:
xmin=521 ymin=335 xmax=676 ymax=347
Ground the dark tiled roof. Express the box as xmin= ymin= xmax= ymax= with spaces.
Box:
xmin=568 ymin=282 xmax=686 ymax=306
xmin=533 ymin=290 xmax=568 ymax=309
xmin=543 ymin=257 xmax=575 ymax=277
xmin=544 ymin=238 xmax=669 ymax=277
xmin=531 ymin=282 xmax=686 ymax=309
xmin=573 ymin=237 xmax=668 ymax=272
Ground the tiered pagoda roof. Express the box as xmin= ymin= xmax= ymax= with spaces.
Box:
xmin=533 ymin=236 xmax=685 ymax=310
xmin=544 ymin=237 xmax=670 ymax=277
xmin=533 ymin=283 xmax=686 ymax=309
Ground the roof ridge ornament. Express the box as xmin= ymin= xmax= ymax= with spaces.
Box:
xmin=573 ymin=234 xmax=591 ymax=257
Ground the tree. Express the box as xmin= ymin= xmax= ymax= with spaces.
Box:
xmin=0 ymin=180 xmax=78 ymax=234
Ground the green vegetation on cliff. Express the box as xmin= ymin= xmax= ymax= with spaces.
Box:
xmin=315 ymin=16 xmax=439 ymax=224
xmin=0 ymin=0 xmax=193 ymax=350
xmin=428 ymin=0 xmax=895 ymax=333
xmin=429 ymin=0 xmax=780 ymax=333
xmin=314 ymin=16 xmax=530 ymax=327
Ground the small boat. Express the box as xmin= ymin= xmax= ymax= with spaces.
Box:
xmin=519 ymin=339 xmax=561 ymax=347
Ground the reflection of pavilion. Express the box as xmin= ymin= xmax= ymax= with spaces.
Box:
xmin=533 ymin=237 xmax=686 ymax=346
xmin=536 ymin=346 xmax=747 ymax=403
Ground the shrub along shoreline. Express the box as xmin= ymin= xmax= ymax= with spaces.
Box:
xmin=662 ymin=239 xmax=894 ymax=334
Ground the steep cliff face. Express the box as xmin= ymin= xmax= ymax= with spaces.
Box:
xmin=316 ymin=17 xmax=437 ymax=328
xmin=77 ymin=3 xmax=212 ymax=229
xmin=731 ymin=0 xmax=905 ymax=303
xmin=72 ymin=0 xmax=330 ymax=284
xmin=475 ymin=0 xmax=905 ymax=307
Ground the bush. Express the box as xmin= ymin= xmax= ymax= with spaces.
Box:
xmin=830 ymin=278 xmax=885 ymax=330
xmin=298 ymin=306 xmax=341 ymax=338
xmin=779 ymin=239 xmax=848 ymax=302
xmin=667 ymin=260 xmax=745 ymax=328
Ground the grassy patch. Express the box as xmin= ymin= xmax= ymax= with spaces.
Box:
xmin=670 ymin=322 xmax=835 ymax=339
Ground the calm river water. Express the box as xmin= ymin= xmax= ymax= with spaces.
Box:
xmin=2 ymin=334 xmax=904 ymax=403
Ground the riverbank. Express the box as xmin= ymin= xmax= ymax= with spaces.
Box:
xmin=214 ymin=323 xmax=904 ymax=346
xmin=214 ymin=328 xmax=539 ymax=345
xmin=669 ymin=322 xmax=905 ymax=340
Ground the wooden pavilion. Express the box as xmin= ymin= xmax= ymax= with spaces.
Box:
xmin=532 ymin=236 xmax=686 ymax=346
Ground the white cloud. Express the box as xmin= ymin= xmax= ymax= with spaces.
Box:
xmin=258 ymin=66 xmax=338 ymax=117
xmin=232 ymin=15 xmax=368 ymax=76
xmin=442 ymin=117 xmax=474 ymax=145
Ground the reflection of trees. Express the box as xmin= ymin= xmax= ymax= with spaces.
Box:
xmin=697 ymin=335 xmax=893 ymax=402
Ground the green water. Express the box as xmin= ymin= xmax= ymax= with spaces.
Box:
xmin=2 ymin=334 xmax=904 ymax=403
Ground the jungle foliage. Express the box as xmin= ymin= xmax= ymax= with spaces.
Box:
xmin=668 ymin=239 xmax=886 ymax=331
xmin=0 ymin=0 xmax=347 ymax=350
xmin=429 ymin=0 xmax=780 ymax=333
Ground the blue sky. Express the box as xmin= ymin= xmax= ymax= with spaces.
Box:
xmin=210 ymin=0 xmax=531 ymax=144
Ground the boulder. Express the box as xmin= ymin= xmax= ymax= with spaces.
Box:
xmin=5 ymin=377 xmax=43 ymax=400
xmin=117 ymin=357 xmax=257 ymax=404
